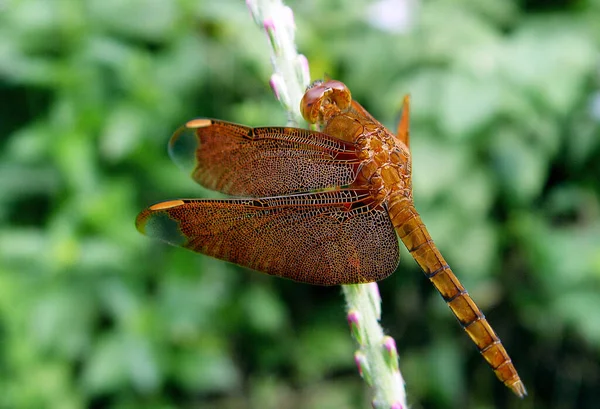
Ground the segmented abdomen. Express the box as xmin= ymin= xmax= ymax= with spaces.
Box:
xmin=387 ymin=194 xmax=526 ymax=397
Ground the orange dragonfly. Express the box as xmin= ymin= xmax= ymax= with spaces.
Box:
xmin=136 ymin=80 xmax=526 ymax=397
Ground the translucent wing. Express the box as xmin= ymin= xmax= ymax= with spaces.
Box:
xmin=168 ymin=119 xmax=361 ymax=197
xmin=136 ymin=189 xmax=399 ymax=285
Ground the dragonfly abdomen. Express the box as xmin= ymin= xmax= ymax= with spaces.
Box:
xmin=387 ymin=194 xmax=527 ymax=397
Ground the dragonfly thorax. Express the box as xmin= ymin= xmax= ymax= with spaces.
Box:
xmin=353 ymin=128 xmax=412 ymax=203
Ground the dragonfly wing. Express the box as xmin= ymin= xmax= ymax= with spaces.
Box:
xmin=136 ymin=189 xmax=399 ymax=285
xmin=169 ymin=119 xmax=361 ymax=197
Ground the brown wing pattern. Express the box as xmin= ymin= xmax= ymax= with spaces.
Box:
xmin=136 ymin=189 xmax=400 ymax=285
xmin=168 ymin=119 xmax=361 ymax=197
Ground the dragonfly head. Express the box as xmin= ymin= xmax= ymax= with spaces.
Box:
xmin=301 ymin=80 xmax=352 ymax=124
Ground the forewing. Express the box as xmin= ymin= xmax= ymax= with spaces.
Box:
xmin=168 ymin=119 xmax=361 ymax=197
xmin=136 ymin=189 xmax=399 ymax=285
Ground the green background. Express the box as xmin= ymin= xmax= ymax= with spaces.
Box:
xmin=2 ymin=0 xmax=600 ymax=408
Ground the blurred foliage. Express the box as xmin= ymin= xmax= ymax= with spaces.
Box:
xmin=1 ymin=0 xmax=600 ymax=408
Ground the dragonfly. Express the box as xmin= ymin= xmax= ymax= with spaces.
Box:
xmin=136 ymin=79 xmax=526 ymax=397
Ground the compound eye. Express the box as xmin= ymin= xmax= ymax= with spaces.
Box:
xmin=321 ymin=80 xmax=351 ymax=110
xmin=300 ymin=83 xmax=327 ymax=123
xmin=300 ymin=80 xmax=352 ymax=123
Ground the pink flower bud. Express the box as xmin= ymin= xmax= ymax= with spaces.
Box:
xmin=347 ymin=309 xmax=362 ymax=344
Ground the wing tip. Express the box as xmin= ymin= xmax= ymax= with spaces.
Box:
xmin=135 ymin=206 xmax=188 ymax=247
xmin=149 ymin=200 xmax=185 ymax=211
xmin=135 ymin=210 xmax=149 ymax=234
xmin=169 ymin=124 xmax=201 ymax=175
xmin=185 ymin=118 xmax=213 ymax=129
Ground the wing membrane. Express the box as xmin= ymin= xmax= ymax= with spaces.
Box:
xmin=168 ymin=119 xmax=361 ymax=197
xmin=136 ymin=189 xmax=399 ymax=285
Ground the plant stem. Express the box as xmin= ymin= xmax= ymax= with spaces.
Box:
xmin=246 ymin=1 xmax=407 ymax=407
